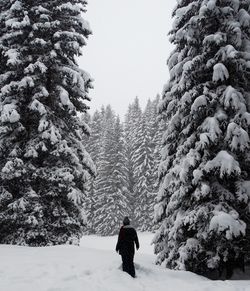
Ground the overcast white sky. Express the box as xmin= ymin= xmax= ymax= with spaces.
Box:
xmin=79 ymin=0 xmax=176 ymax=117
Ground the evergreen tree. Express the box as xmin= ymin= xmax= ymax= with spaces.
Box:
xmin=153 ymin=0 xmax=250 ymax=276
xmin=123 ymin=104 xmax=135 ymax=199
xmin=124 ymin=97 xmax=142 ymax=225
xmin=84 ymin=110 xmax=104 ymax=233
xmin=151 ymin=95 xmax=166 ymax=202
xmin=0 ymin=0 xmax=95 ymax=245
xmin=134 ymin=100 xmax=155 ymax=231
xmin=94 ymin=106 xmax=130 ymax=235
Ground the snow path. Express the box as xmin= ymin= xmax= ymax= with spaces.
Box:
xmin=0 ymin=233 xmax=249 ymax=291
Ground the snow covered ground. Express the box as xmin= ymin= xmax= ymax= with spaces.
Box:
xmin=0 ymin=232 xmax=249 ymax=291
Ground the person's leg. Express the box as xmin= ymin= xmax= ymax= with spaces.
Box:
xmin=122 ymin=255 xmax=130 ymax=274
xmin=128 ymin=254 xmax=135 ymax=278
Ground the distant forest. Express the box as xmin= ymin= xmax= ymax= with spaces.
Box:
xmin=84 ymin=95 xmax=165 ymax=235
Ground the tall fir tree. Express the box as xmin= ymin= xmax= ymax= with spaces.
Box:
xmin=0 ymin=0 xmax=95 ymax=245
xmin=124 ymin=97 xmax=142 ymax=226
xmin=150 ymin=95 xmax=166 ymax=231
xmin=134 ymin=100 xmax=155 ymax=231
xmin=124 ymin=104 xmax=135 ymax=199
xmin=153 ymin=0 xmax=250 ymax=276
xmin=94 ymin=106 xmax=130 ymax=235
xmin=84 ymin=110 xmax=104 ymax=233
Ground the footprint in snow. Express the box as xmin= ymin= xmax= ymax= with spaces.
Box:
xmin=118 ymin=263 xmax=152 ymax=276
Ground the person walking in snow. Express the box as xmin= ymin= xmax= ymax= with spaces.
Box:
xmin=116 ymin=216 xmax=139 ymax=278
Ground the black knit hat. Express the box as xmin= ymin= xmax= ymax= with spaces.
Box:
xmin=123 ymin=216 xmax=130 ymax=226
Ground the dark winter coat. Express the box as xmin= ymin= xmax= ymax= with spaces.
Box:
xmin=116 ymin=225 xmax=139 ymax=256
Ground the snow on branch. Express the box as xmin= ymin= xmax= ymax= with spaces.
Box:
xmin=213 ymin=63 xmax=229 ymax=82
xmin=209 ymin=211 xmax=245 ymax=240
xmin=204 ymin=151 xmax=241 ymax=178
xmin=1 ymin=104 xmax=20 ymax=123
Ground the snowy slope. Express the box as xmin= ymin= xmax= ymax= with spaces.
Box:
xmin=0 ymin=233 xmax=249 ymax=291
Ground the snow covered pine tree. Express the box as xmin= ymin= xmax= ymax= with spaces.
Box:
xmin=0 ymin=0 xmax=95 ymax=245
xmin=94 ymin=106 xmax=130 ymax=236
xmin=124 ymin=97 xmax=143 ymax=227
xmin=153 ymin=0 xmax=250 ymax=277
xmin=134 ymin=100 xmax=156 ymax=231
xmin=83 ymin=110 xmax=104 ymax=234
